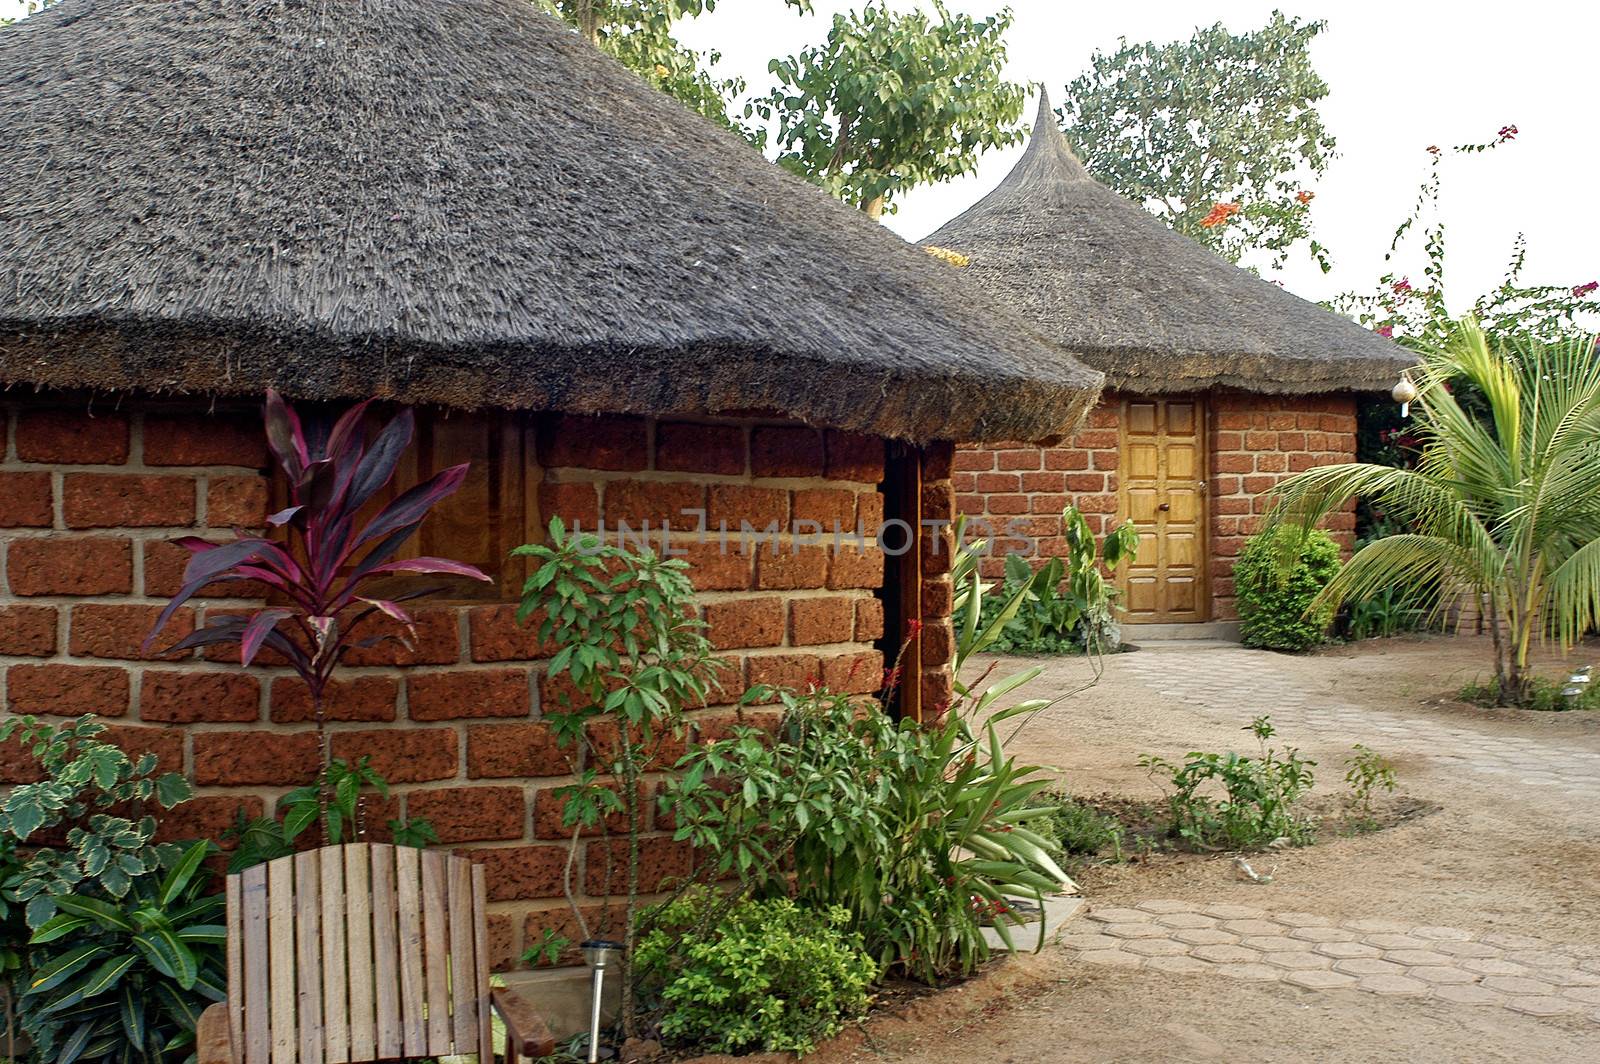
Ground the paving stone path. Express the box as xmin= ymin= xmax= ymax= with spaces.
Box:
xmin=1120 ymin=647 xmax=1600 ymax=802
xmin=1062 ymin=900 xmax=1600 ymax=1021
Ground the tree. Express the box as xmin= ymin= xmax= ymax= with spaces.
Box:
xmin=1 ymin=1 xmax=58 ymax=28
xmin=1265 ymin=319 xmax=1600 ymax=706
xmin=755 ymin=1 xmax=1026 ymax=219
xmin=1060 ymin=12 xmax=1335 ymax=269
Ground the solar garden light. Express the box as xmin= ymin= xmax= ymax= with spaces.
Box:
xmin=1392 ymin=372 xmax=1419 ymax=417
xmin=1562 ymin=665 xmax=1592 ymax=709
xmin=580 ymin=939 xmax=623 ymax=1063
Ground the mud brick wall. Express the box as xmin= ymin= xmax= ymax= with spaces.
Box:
xmin=953 ymin=392 xmax=1357 ymax=622
xmin=0 ymin=397 xmax=936 ymax=969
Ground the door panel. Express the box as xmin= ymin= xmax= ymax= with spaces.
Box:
xmin=1118 ymin=397 xmax=1209 ymax=623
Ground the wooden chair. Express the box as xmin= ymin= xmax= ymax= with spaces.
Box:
xmin=197 ymin=843 xmax=555 ymax=1063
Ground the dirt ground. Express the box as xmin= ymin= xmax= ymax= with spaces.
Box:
xmin=839 ymin=633 xmax=1600 ymax=1063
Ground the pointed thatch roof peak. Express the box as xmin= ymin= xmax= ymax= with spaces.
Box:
xmin=0 ymin=0 xmax=1102 ymax=444
xmin=923 ymin=93 xmax=1413 ymax=395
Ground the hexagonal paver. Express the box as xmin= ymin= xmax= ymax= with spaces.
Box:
xmin=1357 ymin=974 xmax=1430 ymax=996
xmin=1412 ymin=926 xmax=1474 ymax=942
xmin=1435 ymin=940 xmax=1502 ymax=959
xmin=1201 ymin=903 xmax=1268 ymax=920
xmin=1192 ymin=944 xmax=1261 ymax=965
xmin=1087 ymin=907 xmax=1154 ymax=924
xmin=1540 ymin=968 xmax=1600 ymax=988
xmin=1434 ymin=984 xmax=1511 ymax=1006
xmin=1316 ymin=941 xmax=1383 ymax=960
xmin=1384 ymin=949 xmax=1454 ymax=967
xmin=1481 ymin=976 xmax=1560 ymax=996
xmin=1154 ymin=912 xmax=1217 ymax=930
xmin=1240 ymin=935 xmax=1305 ymax=953
xmin=1464 ymin=959 xmax=1538 ymax=978
xmin=1290 ymin=926 xmax=1360 ymax=944
xmin=1216 ymin=962 xmax=1281 ymax=981
xmin=1333 ymin=958 xmax=1407 ymax=978
xmin=1102 ymin=922 xmax=1169 ymax=939
xmin=1285 ymin=969 xmax=1359 ymax=990
xmin=1220 ymin=919 xmax=1286 ymax=937
xmin=1264 ymin=950 xmax=1331 ymax=971
xmin=1364 ymin=933 xmax=1430 ymax=951
xmin=1058 ymin=932 xmax=1124 ymax=951
xmin=1560 ymin=985 xmax=1600 ymax=1004
xmin=1407 ymin=966 xmax=1479 ymax=985
xmin=1274 ymin=911 xmax=1334 ymax=927
xmin=1505 ymin=995 xmax=1585 ymax=1017
xmin=1124 ymin=938 xmax=1192 ymax=958
xmin=1076 ymin=949 xmax=1143 ymax=968
xmin=1505 ymin=949 xmax=1577 ymax=969
xmin=1346 ymin=918 xmax=1412 ymax=934
xmin=1137 ymin=899 xmax=1202 ymax=914
xmin=1173 ymin=928 xmax=1239 ymax=947
xmin=1480 ymin=931 xmax=1545 ymax=950
xmin=1143 ymin=955 xmax=1212 ymax=976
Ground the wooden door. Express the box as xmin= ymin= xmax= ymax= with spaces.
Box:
xmin=1119 ymin=397 xmax=1208 ymax=622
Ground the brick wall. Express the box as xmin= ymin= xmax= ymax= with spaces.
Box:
xmin=0 ymin=397 xmax=932 ymax=969
xmin=954 ymin=392 xmax=1357 ymax=622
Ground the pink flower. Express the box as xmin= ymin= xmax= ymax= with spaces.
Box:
xmin=1426 ymin=144 xmax=1441 ymax=155
xmin=1376 ymin=325 xmax=1394 ymax=338
xmin=1392 ymin=278 xmax=1412 ymax=295
xmin=1498 ymin=124 xmax=1518 ymax=141
xmin=1573 ymin=281 xmax=1598 ymax=298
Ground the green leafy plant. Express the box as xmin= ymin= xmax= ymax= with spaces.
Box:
xmin=1234 ymin=526 xmax=1341 ymax=651
xmin=1460 ymin=674 xmax=1600 ymax=713
xmin=512 ymin=517 xmax=721 ymax=1036
xmin=221 ymin=757 xmax=437 ymax=873
xmin=20 ymin=841 xmax=224 ymax=1063
xmin=1342 ymin=745 xmax=1397 ymax=830
xmin=1020 ymin=795 xmax=1125 ymax=862
xmin=636 ymin=889 xmax=875 ymax=1055
xmin=1139 ymin=716 xmax=1317 ymax=849
xmin=1266 ymin=320 xmax=1600 ymax=704
xmin=1342 ymin=584 xmax=1433 ymax=641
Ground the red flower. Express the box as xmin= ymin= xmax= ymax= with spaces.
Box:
xmin=1392 ymin=278 xmax=1412 ymax=295
xmin=1199 ymin=202 xmax=1241 ymax=228
xmin=906 ymin=618 xmax=924 ymax=638
xmin=1426 ymin=144 xmax=1441 ymax=155
xmin=1498 ymin=124 xmax=1518 ymax=141
xmin=1572 ymin=281 xmax=1598 ymax=298
xmin=1376 ymin=325 xmax=1394 ymax=338
xmin=1295 ymin=190 xmax=1315 ymax=205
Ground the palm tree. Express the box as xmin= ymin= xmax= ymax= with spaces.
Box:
xmin=1264 ymin=318 xmax=1600 ymax=705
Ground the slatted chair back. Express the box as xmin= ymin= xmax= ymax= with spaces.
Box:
xmin=223 ymin=842 xmax=493 ymax=1064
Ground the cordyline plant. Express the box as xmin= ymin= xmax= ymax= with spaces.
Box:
xmin=145 ymin=390 xmax=489 ymax=831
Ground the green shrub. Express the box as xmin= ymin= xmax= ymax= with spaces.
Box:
xmin=1022 ymin=795 xmax=1124 ymax=859
xmin=1234 ymin=527 xmax=1341 ymax=650
xmin=636 ymin=892 xmax=875 ymax=1055
xmin=1460 ymin=674 xmax=1600 ymax=712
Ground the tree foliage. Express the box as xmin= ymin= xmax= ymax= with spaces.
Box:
xmin=754 ymin=1 xmax=1026 ymax=218
xmin=1060 ymin=12 xmax=1335 ymax=268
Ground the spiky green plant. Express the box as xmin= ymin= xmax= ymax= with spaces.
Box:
xmin=1265 ymin=318 xmax=1600 ymax=704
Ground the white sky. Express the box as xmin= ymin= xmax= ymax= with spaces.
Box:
xmin=5 ymin=0 xmax=1595 ymax=314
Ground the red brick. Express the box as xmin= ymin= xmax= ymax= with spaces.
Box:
xmin=533 ymin=784 xmax=631 ymax=839
xmin=70 ymin=603 xmax=194 ymax=661
xmin=194 ymin=730 xmax=320 ymax=786
xmin=1255 ymin=452 xmax=1287 ymax=473
xmin=463 ymin=845 xmax=569 ymax=901
xmin=466 ymin=721 xmax=572 ymax=779
xmin=1288 ymin=453 xmax=1322 ymax=472
xmin=7 ymin=537 xmax=132 ymax=596
xmin=586 ymin=717 xmax=686 ymax=773
xmin=1213 ymin=453 xmax=1253 ymax=474
xmin=858 ymin=491 xmax=884 ymax=530
xmin=62 ymin=474 xmax=195 ymax=528
xmin=468 ymin=604 xmax=555 ymax=662
xmin=996 ymin=449 xmax=1041 ymax=471
xmin=0 ymin=734 xmax=46 ymax=784
xmin=920 ymin=577 xmax=952 ymax=618
xmin=828 ymin=545 xmax=884 ymax=590
xmin=0 ymin=606 xmax=56 ymax=656
xmin=1028 ymin=492 xmax=1070 ymax=513
xmin=485 ymin=914 xmax=516 ymax=972
xmin=522 ymin=904 xmax=629 ymax=968
xmin=7 ymin=663 xmax=129 ymax=717
xmin=206 ymin=475 xmax=269 ymax=527
xmin=790 ymin=597 xmax=854 ymax=646
xmin=538 ymin=482 xmax=600 ymax=530
xmin=706 ymin=485 xmax=785 ymax=531
xmin=101 ymin=725 xmax=185 ymax=775
xmin=855 ymin=597 xmax=885 ymax=641
xmin=953 ymin=450 xmax=994 ymax=472
xmin=15 ymin=410 xmax=129 ymax=464
xmin=747 ymin=653 xmax=821 ymax=691
xmin=975 ymin=472 xmax=1020 ymax=493
xmin=584 ymin=836 xmax=692 ymax=895
xmin=921 ymin=482 xmax=955 ymax=524
xmin=140 ymin=671 xmax=258 ymax=723
xmin=538 ymin=414 xmax=647 ymax=471
xmin=920 ymin=620 xmax=954 ymax=667
xmin=1087 ymin=406 xmax=1120 ymax=429
xmin=1044 ymin=449 xmax=1089 ymax=471
xmin=141 ymin=539 xmax=266 ymax=599
xmin=1216 ymin=412 xmax=1252 ymax=431
xmin=1019 ymin=471 xmax=1065 ymax=493
xmin=1091 ymin=450 xmax=1119 ymax=471
xmin=143 ymin=413 xmax=266 ymax=467
xmin=1242 ymin=475 xmax=1276 ymax=494
xmin=822 ymin=649 xmax=883 ymax=694
xmin=704 ymin=597 xmax=783 ymax=650
xmin=154 ymin=796 xmax=264 ymax=848
xmin=340 ymin=609 xmax=459 ymax=666
xmin=1267 ymin=413 xmax=1297 ymax=431
xmin=270 ymin=676 xmax=399 ymax=723
xmin=824 ymin=431 xmax=884 ymax=482
xmin=921 ymin=666 xmax=955 ymax=718
xmin=603 ymin=480 xmax=705 ymax=531
xmin=408 ymin=669 xmax=530 ymax=721
xmin=675 ymin=539 xmax=752 ymax=592
xmin=791 ymin=488 xmax=856 ymax=531
xmin=752 ymin=426 xmax=823 ymax=478
xmin=921 ymin=442 xmax=955 ymax=481
xmin=656 ymin=422 xmax=746 ymax=476
xmin=331 ymin=728 xmax=458 ymax=783
xmin=755 ymin=544 xmax=827 ymax=590
xmin=987 ymin=494 xmax=1029 ymax=515
xmin=406 ymin=786 xmax=524 ymax=844
xmin=0 ymin=472 xmax=52 ymax=527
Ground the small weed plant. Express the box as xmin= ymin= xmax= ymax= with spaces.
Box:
xmin=1022 ymin=794 xmax=1125 ymax=861
xmin=1139 ymin=716 xmax=1317 ymax=849
xmin=1460 ymin=674 xmax=1600 ymax=712
xmin=1342 ymin=744 xmax=1397 ymax=830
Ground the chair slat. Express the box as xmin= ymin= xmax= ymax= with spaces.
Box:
xmin=473 ymin=865 xmax=493 ymax=1063
xmin=268 ymin=857 xmax=297 ymax=1064
xmin=421 ymin=850 xmax=451 ymax=1051
xmin=449 ymin=857 xmax=477 ymax=1052
xmin=294 ymin=851 xmax=325 ymax=1064
xmin=241 ymin=863 xmax=270 ymax=1064
xmin=370 ymin=845 xmax=401 ymax=1059
xmin=345 ymin=846 xmax=377 ymax=1061
xmin=226 ymin=873 xmax=245 ymax=1059
xmin=395 ymin=845 xmax=427 ymax=1055
xmin=320 ymin=846 xmax=349 ymax=1063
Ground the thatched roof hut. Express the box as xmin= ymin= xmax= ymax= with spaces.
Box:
xmin=922 ymin=93 xmax=1413 ymax=395
xmin=0 ymin=0 xmax=1101 ymax=444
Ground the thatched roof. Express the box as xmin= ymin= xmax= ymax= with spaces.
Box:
xmin=0 ymin=1 xmax=1102 ymax=444
xmin=922 ymin=93 xmax=1414 ymax=395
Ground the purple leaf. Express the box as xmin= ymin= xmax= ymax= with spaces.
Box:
xmin=264 ymin=389 xmax=310 ymax=482
xmin=363 ymin=557 xmax=492 ymax=582
xmin=346 ymin=408 xmax=415 ymax=513
xmin=354 ymin=597 xmax=414 ymax=625
xmin=267 ymin=506 xmax=303 ymax=527
xmin=240 ymin=609 xmax=294 ymax=667
xmin=353 ymin=464 xmax=470 ymax=550
xmin=180 ymin=538 xmax=276 ymax=586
